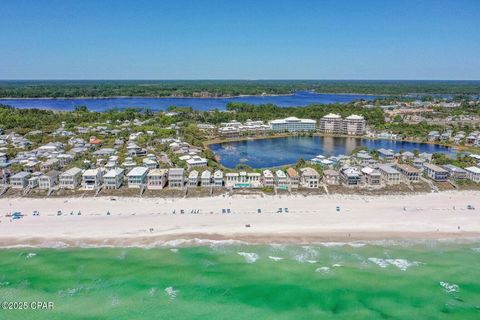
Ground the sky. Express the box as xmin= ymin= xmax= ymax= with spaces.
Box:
xmin=0 ymin=0 xmax=479 ymax=80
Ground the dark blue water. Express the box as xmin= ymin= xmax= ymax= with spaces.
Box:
xmin=0 ymin=91 xmax=376 ymax=111
xmin=209 ymin=136 xmax=455 ymax=168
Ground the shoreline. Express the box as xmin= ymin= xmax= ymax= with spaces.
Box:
xmin=1 ymin=191 xmax=479 ymax=248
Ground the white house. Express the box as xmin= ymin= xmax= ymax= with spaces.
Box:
xmin=201 ymin=170 xmax=212 ymax=187
xmin=10 ymin=172 xmax=31 ymax=189
xmin=465 ymin=166 xmax=480 ymax=183
xmin=377 ymin=164 xmax=401 ymax=185
xmin=60 ymin=167 xmax=83 ymax=189
xmin=127 ymin=167 xmax=148 ymax=188
xmin=213 ymin=170 xmax=223 ymax=187
xmin=82 ymin=168 xmax=103 ymax=190
xmin=39 ymin=170 xmax=60 ymax=190
xmin=423 ymin=163 xmax=448 ymax=182
xmin=188 ymin=170 xmax=199 ymax=187
xmin=299 ymin=167 xmax=320 ymax=188
xmin=275 ymin=170 xmax=289 ymax=189
xmin=262 ymin=170 xmax=275 ymax=187
xmin=168 ymin=168 xmax=185 ymax=189
xmin=103 ymin=168 xmax=124 ymax=190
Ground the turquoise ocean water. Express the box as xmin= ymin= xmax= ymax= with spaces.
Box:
xmin=0 ymin=241 xmax=479 ymax=319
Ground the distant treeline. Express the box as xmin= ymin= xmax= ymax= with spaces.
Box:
xmin=0 ymin=80 xmax=479 ymax=98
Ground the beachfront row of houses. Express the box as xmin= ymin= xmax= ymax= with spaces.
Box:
xmin=0 ymin=166 xmax=315 ymax=192
xmin=2 ymin=159 xmax=480 ymax=194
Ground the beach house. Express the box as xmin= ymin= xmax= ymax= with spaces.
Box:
xmin=0 ymin=168 xmax=10 ymax=186
xmin=168 ymin=168 xmax=185 ymax=189
xmin=361 ymin=167 xmax=381 ymax=186
xmin=443 ymin=164 xmax=467 ymax=180
xmin=323 ymin=169 xmax=340 ymax=185
xmin=59 ymin=167 xmax=83 ymax=189
xmin=126 ymin=167 xmax=148 ymax=188
xmin=213 ymin=170 xmax=224 ymax=187
xmin=201 ymin=170 xmax=212 ymax=187
xmin=10 ymin=172 xmax=31 ymax=189
xmin=225 ymin=172 xmax=261 ymax=188
xmin=262 ymin=170 xmax=275 ymax=187
xmin=82 ymin=168 xmax=103 ymax=190
xmin=39 ymin=170 xmax=60 ymax=190
xmin=340 ymin=167 xmax=362 ymax=186
xmin=186 ymin=156 xmax=208 ymax=169
xmin=147 ymin=169 xmax=168 ymax=190
xmin=395 ymin=164 xmax=420 ymax=183
xmin=286 ymin=168 xmax=299 ymax=188
xmin=377 ymin=164 xmax=401 ymax=185
xmin=188 ymin=170 xmax=199 ymax=187
xmin=423 ymin=163 xmax=449 ymax=182
xmin=377 ymin=148 xmax=395 ymax=162
xmin=103 ymin=168 xmax=124 ymax=190
xmin=465 ymin=166 xmax=480 ymax=183
xmin=275 ymin=170 xmax=289 ymax=189
xmin=299 ymin=167 xmax=320 ymax=188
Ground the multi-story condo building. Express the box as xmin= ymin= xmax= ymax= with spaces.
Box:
xmin=319 ymin=113 xmax=343 ymax=134
xmin=343 ymin=114 xmax=366 ymax=135
xmin=319 ymin=113 xmax=366 ymax=135
xmin=269 ymin=117 xmax=316 ymax=132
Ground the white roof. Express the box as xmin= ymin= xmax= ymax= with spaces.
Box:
xmin=378 ymin=164 xmax=400 ymax=174
xmin=214 ymin=170 xmax=223 ymax=178
xmin=83 ymin=169 xmax=100 ymax=177
xmin=188 ymin=170 xmax=199 ymax=178
xmin=148 ymin=169 xmax=168 ymax=176
xmin=322 ymin=113 xmax=341 ymax=119
xmin=345 ymin=114 xmax=365 ymax=120
xmin=62 ymin=167 xmax=82 ymax=177
xmin=127 ymin=167 xmax=148 ymax=177
xmin=104 ymin=168 xmax=124 ymax=178
xmin=465 ymin=166 xmax=480 ymax=174
xmin=201 ymin=170 xmax=211 ymax=179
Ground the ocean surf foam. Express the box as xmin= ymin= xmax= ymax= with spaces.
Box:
xmin=237 ymin=252 xmax=259 ymax=263
xmin=368 ymin=258 xmax=421 ymax=271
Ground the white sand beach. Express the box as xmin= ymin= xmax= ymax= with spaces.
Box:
xmin=1 ymin=191 xmax=479 ymax=247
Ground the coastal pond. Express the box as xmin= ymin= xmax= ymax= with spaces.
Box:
xmin=208 ymin=136 xmax=456 ymax=168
